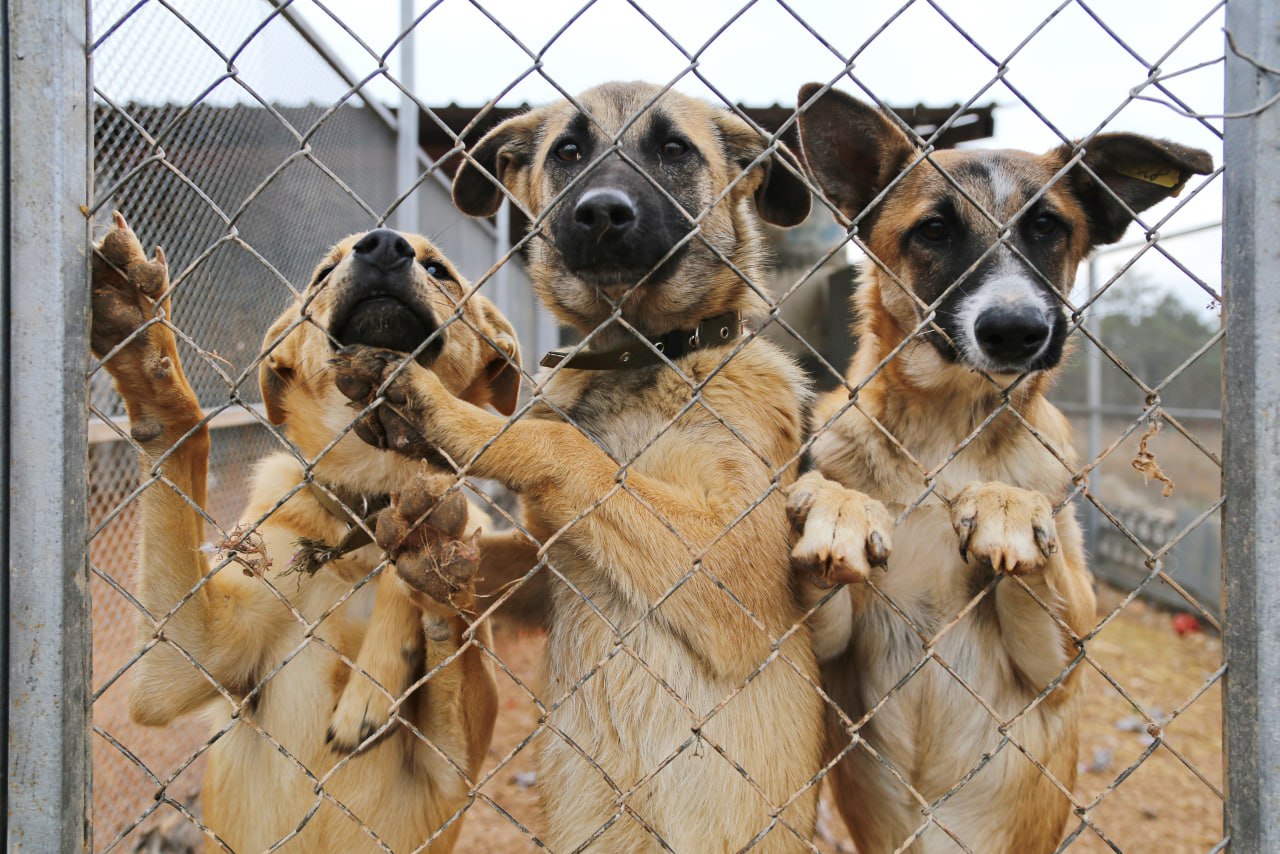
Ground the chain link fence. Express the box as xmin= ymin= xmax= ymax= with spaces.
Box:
xmin=7 ymin=0 xmax=1278 ymax=851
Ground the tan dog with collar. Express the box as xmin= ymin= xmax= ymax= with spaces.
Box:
xmin=330 ymin=81 xmax=823 ymax=851
xmin=92 ymin=216 xmax=519 ymax=851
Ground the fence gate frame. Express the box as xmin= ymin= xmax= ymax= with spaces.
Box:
xmin=1222 ymin=0 xmax=1280 ymax=849
xmin=5 ymin=0 xmax=92 ymax=849
xmin=3 ymin=0 xmax=1278 ymax=850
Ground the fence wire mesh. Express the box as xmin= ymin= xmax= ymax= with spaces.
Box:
xmin=82 ymin=1 xmax=1241 ymax=851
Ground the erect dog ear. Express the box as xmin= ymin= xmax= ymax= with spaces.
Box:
xmin=714 ymin=110 xmax=812 ymax=228
xmin=1057 ymin=133 xmax=1214 ymax=246
xmin=461 ymin=296 xmax=522 ymax=416
xmin=452 ymin=109 xmax=545 ymax=218
xmin=258 ymin=312 xmax=300 ymax=426
xmin=795 ymin=84 xmax=918 ymax=225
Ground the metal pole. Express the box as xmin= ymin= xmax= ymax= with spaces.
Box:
xmin=1084 ymin=256 xmax=1102 ymax=559
xmin=5 ymin=0 xmax=91 ymax=850
xmin=395 ymin=0 xmax=420 ymax=235
xmin=1222 ymin=2 xmax=1280 ymax=850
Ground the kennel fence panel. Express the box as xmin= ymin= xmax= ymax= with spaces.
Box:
xmin=5 ymin=0 xmax=1277 ymax=851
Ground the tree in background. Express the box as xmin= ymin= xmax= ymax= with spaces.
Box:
xmin=1056 ymin=275 xmax=1221 ymax=412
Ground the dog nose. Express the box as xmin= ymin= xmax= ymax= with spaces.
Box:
xmin=573 ymin=188 xmax=637 ymax=240
xmin=973 ymin=305 xmax=1051 ymax=366
xmin=353 ymin=229 xmax=415 ymax=273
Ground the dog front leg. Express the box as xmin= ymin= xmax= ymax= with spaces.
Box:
xmin=951 ymin=483 xmax=1096 ymax=691
xmin=93 ymin=215 xmax=287 ymax=725
xmin=374 ymin=472 xmax=498 ymax=787
xmin=326 ymin=569 xmax=424 ymax=753
xmin=784 ymin=472 xmax=893 ymax=661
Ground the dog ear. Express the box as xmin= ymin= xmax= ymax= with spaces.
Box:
xmin=715 ymin=111 xmax=812 ymax=228
xmin=452 ymin=110 xmax=544 ymax=218
xmin=795 ymin=84 xmax=918 ymax=224
xmin=1057 ymin=133 xmax=1213 ymax=246
xmin=258 ymin=313 xmax=299 ymax=426
xmin=462 ymin=296 xmax=522 ymax=416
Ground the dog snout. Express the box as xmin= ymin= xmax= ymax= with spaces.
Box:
xmin=973 ymin=305 xmax=1051 ymax=366
xmin=573 ymin=188 xmax=638 ymax=241
xmin=353 ymin=228 xmax=415 ymax=273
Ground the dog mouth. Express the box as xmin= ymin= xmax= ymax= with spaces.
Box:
xmin=330 ymin=294 xmax=441 ymax=363
xmin=565 ymin=250 xmax=686 ymax=294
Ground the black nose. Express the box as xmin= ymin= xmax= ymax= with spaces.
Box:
xmin=973 ymin=305 xmax=1051 ymax=366
xmin=573 ymin=188 xmax=637 ymax=240
xmin=352 ymin=229 xmax=414 ymax=273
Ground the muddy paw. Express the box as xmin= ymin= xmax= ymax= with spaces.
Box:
xmin=91 ymin=213 xmax=202 ymax=451
xmin=787 ymin=471 xmax=893 ymax=587
xmin=951 ymin=482 xmax=1058 ymax=575
xmin=375 ymin=469 xmax=479 ymax=607
xmin=92 ymin=212 xmax=172 ymax=362
xmin=329 ymin=346 xmax=439 ymax=457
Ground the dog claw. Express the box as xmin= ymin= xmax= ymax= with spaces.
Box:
xmin=869 ymin=531 xmax=889 ymax=568
xmin=113 ymin=210 xmax=128 ymax=230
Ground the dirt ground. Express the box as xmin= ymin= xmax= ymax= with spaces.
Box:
xmin=454 ymin=584 xmax=1224 ymax=853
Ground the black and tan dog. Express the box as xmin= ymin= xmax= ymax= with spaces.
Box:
xmin=92 ymin=216 xmax=519 ymax=851
xmin=329 ymin=81 xmax=822 ymax=851
xmin=785 ymin=85 xmax=1213 ymax=852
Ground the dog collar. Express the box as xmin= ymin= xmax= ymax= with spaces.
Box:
xmin=289 ymin=482 xmax=391 ymax=575
xmin=539 ymin=311 xmax=744 ymax=371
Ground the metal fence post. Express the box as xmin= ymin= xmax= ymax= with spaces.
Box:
xmin=396 ymin=0 xmax=420 ymax=235
xmin=1084 ymin=256 xmax=1103 ymax=559
xmin=1222 ymin=0 xmax=1280 ymax=849
xmin=5 ymin=0 xmax=91 ymax=850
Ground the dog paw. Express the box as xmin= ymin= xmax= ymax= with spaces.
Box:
xmin=376 ymin=469 xmax=479 ymax=607
xmin=329 ymin=346 xmax=441 ymax=457
xmin=950 ymin=482 xmax=1058 ymax=575
xmin=326 ymin=674 xmax=395 ymax=754
xmin=91 ymin=212 xmax=171 ymax=362
xmin=91 ymin=213 xmax=203 ymax=450
xmin=786 ymin=471 xmax=893 ymax=587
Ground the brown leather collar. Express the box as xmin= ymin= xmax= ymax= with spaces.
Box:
xmin=288 ymin=482 xmax=391 ymax=575
xmin=539 ymin=311 xmax=744 ymax=371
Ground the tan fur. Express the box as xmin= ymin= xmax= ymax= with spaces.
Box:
xmin=356 ymin=82 xmax=825 ymax=852
xmin=91 ymin=216 xmax=512 ymax=852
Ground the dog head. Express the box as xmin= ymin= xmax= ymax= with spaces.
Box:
xmin=796 ymin=85 xmax=1213 ymax=382
xmin=257 ymin=229 xmax=520 ymax=489
xmin=453 ymin=81 xmax=811 ymax=336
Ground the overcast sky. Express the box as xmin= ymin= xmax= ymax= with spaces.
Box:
xmin=93 ymin=0 xmax=1227 ymax=310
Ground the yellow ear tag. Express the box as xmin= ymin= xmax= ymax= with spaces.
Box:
xmin=1113 ymin=162 xmax=1185 ymax=190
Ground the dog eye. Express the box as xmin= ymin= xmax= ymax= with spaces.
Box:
xmin=660 ymin=138 xmax=690 ymax=160
xmin=1029 ymin=213 xmax=1060 ymax=237
xmin=917 ymin=217 xmax=949 ymax=242
xmin=555 ymin=140 xmax=583 ymax=162
xmin=313 ymin=264 xmax=336 ymax=284
xmin=420 ymin=259 xmax=452 ymax=281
